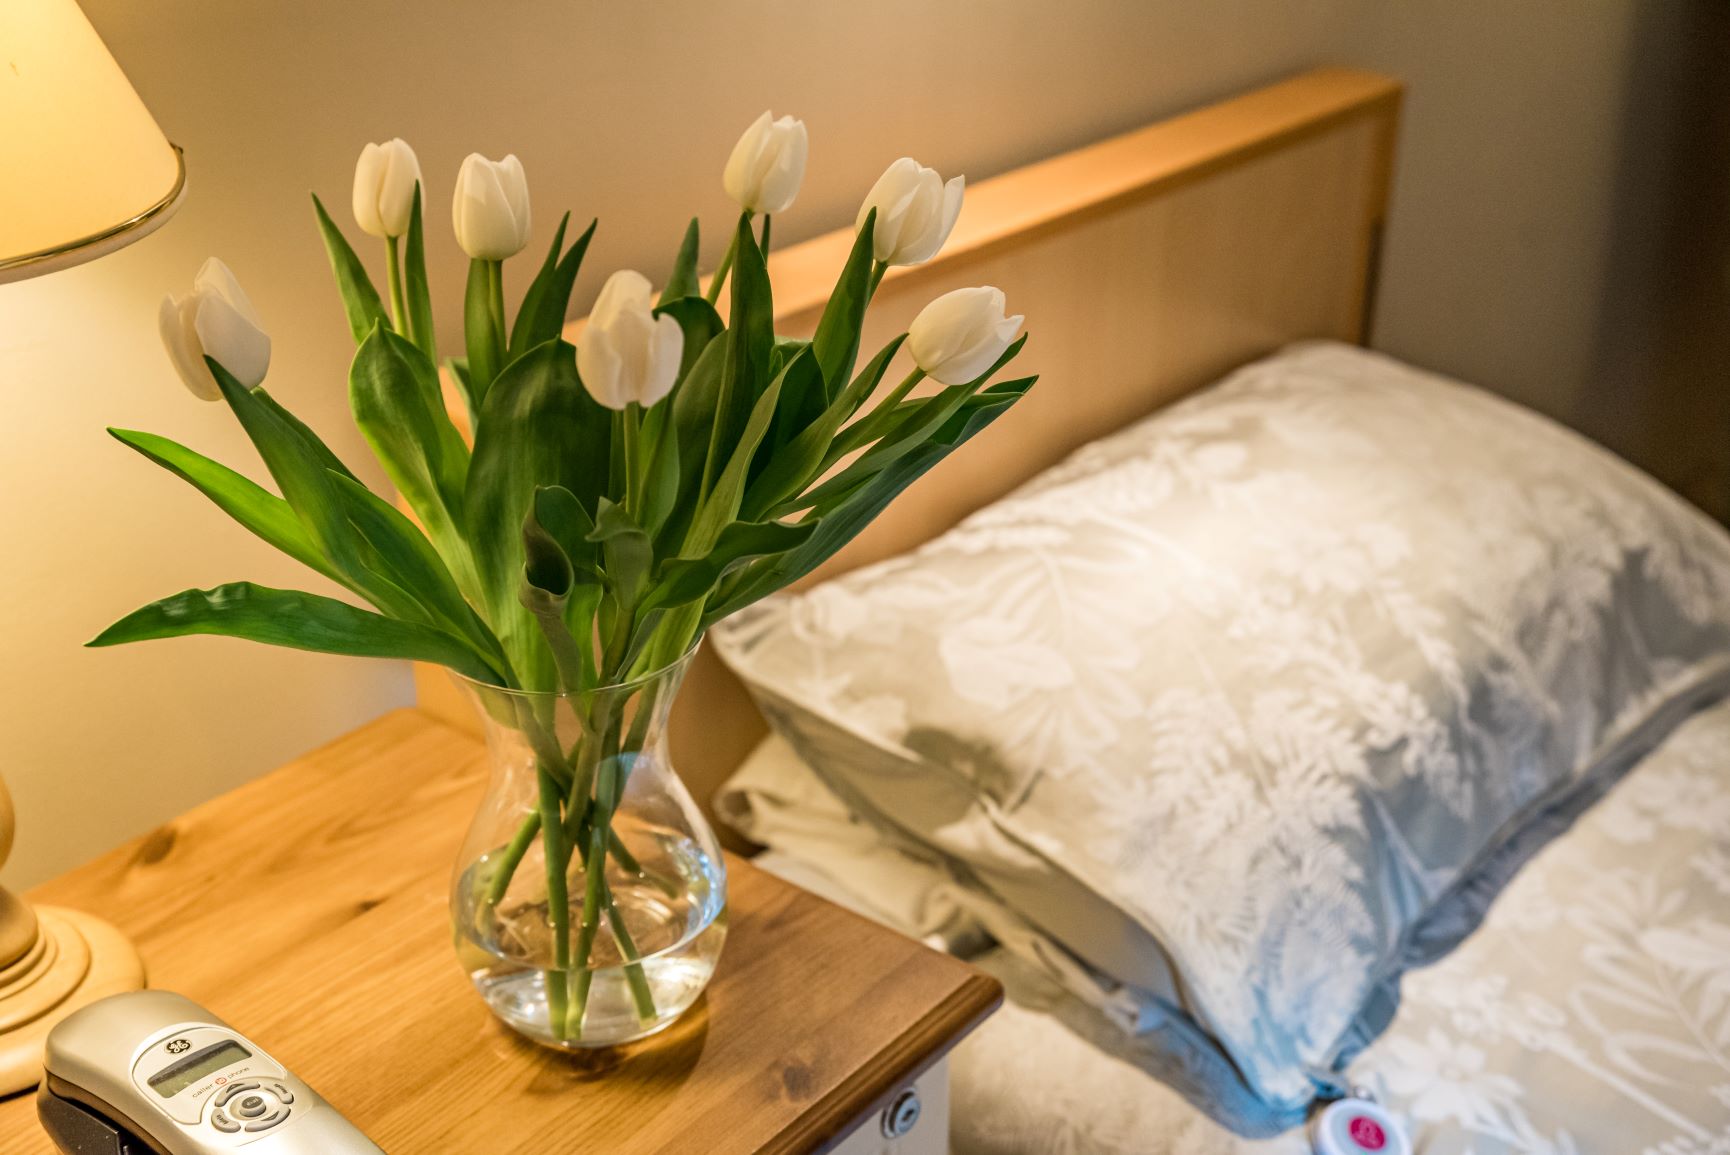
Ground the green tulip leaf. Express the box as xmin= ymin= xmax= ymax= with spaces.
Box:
xmin=532 ymin=485 xmax=600 ymax=577
xmin=587 ymin=497 xmax=653 ymax=609
xmin=349 ymin=323 xmax=472 ymax=574
xmin=463 ymin=259 xmax=503 ymax=403
xmin=642 ymin=519 xmax=816 ymax=614
xmin=445 ymin=357 xmax=479 ymax=429
xmin=637 ymin=409 xmax=682 ymax=539
xmin=509 ymin=215 xmax=597 ymax=363
xmin=810 ymin=207 xmax=875 ymax=400
xmin=654 ymin=296 xmax=724 ymax=381
xmin=312 ymin=194 xmax=389 ymax=345
xmin=324 ymin=470 xmax=505 ymax=674
xmin=658 ymin=218 xmax=701 ymax=306
xmin=209 ymin=359 xmax=410 ymax=618
xmin=89 ymin=582 xmax=502 ymax=685
xmin=825 ymin=333 xmax=1027 ymax=471
xmin=402 ymin=184 xmax=437 ymax=361
xmin=465 ymin=340 xmax=607 ymax=684
xmin=668 ymin=330 xmax=727 ymax=501
xmin=701 ymin=214 xmax=774 ymax=498
xmin=742 ymin=334 xmax=906 ymax=522
xmin=706 ymin=376 xmax=1034 ymax=625
xmin=685 ymin=344 xmax=800 ymax=553
xmin=107 ymin=428 xmax=339 ymax=583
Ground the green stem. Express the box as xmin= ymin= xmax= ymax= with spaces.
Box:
xmin=565 ymin=782 xmax=611 ymax=1038
xmin=621 ymin=404 xmax=642 ymax=517
xmin=878 ymin=366 xmax=926 ymax=409
xmin=561 ymin=728 xmax=601 ymax=847
xmin=486 ymin=259 xmax=507 ymax=367
xmin=386 ymin=237 xmax=407 ymax=334
xmin=758 ymin=214 xmax=772 ymax=255
xmin=485 ymin=811 xmax=541 ymax=905
xmin=602 ymin=874 xmax=656 ymax=1023
xmin=526 ymin=598 xmax=586 ymax=694
xmin=866 ymin=259 xmax=889 ymax=299
xmin=704 ymin=224 xmax=744 ymax=306
xmin=534 ymin=762 xmax=571 ymax=1038
xmin=825 ymin=366 xmax=926 ymax=467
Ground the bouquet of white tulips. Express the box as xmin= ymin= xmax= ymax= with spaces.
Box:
xmin=94 ymin=113 xmax=1031 ymax=1041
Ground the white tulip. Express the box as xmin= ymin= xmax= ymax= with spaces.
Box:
xmin=723 ymin=111 xmax=808 ymax=215
xmin=908 ymin=287 xmax=1022 ymax=386
xmin=452 ymin=153 xmax=531 ymax=260
xmin=158 ymin=258 xmax=272 ymax=400
xmin=577 ymin=270 xmax=684 ymax=411
xmin=856 ymin=158 xmax=963 ymax=266
xmin=351 ymin=138 xmax=422 ymax=238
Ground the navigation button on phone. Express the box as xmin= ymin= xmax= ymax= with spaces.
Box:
xmin=214 ymin=1081 xmax=261 ymax=1107
xmin=211 ymin=1110 xmax=241 ymax=1134
xmin=244 ymin=1109 xmax=289 ymax=1132
xmin=269 ymin=1081 xmax=295 ymax=1104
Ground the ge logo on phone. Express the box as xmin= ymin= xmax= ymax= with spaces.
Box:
xmin=165 ymin=1039 xmax=191 ymax=1054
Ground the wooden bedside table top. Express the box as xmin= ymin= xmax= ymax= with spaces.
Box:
xmin=0 ymin=709 xmax=1000 ymax=1153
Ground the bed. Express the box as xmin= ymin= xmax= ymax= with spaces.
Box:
xmin=413 ymin=68 xmax=1730 ymax=1152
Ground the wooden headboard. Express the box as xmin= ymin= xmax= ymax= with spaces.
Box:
xmin=416 ymin=66 xmax=1403 ymax=832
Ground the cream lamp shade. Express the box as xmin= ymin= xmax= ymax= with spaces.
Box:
xmin=0 ymin=0 xmax=185 ymax=283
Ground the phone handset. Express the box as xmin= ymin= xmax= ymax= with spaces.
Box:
xmin=39 ymin=990 xmax=384 ymax=1154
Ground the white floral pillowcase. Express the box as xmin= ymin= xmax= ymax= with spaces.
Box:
xmin=950 ymin=695 xmax=1730 ymax=1155
xmin=737 ymin=698 xmax=1730 ymax=1155
xmin=711 ymin=341 xmax=1730 ymax=1133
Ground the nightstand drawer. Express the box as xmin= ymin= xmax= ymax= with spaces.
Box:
xmin=828 ymin=1061 xmax=949 ymax=1155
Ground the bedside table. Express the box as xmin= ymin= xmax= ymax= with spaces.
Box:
xmin=0 ymin=709 xmax=1000 ymax=1153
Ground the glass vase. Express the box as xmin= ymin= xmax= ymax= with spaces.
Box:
xmin=449 ymin=650 xmax=726 ymax=1049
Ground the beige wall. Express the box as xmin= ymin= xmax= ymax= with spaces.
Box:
xmin=0 ymin=1 xmax=1718 ymax=885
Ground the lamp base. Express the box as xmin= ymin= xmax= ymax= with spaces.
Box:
xmin=0 ymin=906 xmax=145 ymax=1097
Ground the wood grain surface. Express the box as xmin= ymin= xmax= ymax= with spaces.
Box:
xmin=0 ymin=710 xmax=1000 ymax=1153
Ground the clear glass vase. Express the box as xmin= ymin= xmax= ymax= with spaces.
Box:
xmin=449 ymin=650 xmax=726 ymax=1049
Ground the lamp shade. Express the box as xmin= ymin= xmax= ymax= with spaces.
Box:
xmin=0 ymin=0 xmax=185 ymax=283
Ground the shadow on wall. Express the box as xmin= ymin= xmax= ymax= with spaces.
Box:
xmin=1586 ymin=0 xmax=1730 ymax=523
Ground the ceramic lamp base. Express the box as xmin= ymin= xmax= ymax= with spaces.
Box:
xmin=0 ymin=905 xmax=145 ymax=1097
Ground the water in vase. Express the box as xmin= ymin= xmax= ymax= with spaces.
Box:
xmin=453 ymin=820 xmax=726 ymax=1049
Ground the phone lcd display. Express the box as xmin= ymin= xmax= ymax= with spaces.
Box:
xmin=147 ymin=1040 xmax=252 ymax=1098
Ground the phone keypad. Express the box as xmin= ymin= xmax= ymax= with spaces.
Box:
xmin=209 ymin=1080 xmax=293 ymax=1135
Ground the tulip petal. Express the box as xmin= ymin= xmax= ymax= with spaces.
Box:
xmin=159 ymin=294 xmax=220 ymax=401
xmin=193 ymin=292 xmax=272 ymax=389
xmin=578 ymin=333 xmax=626 ymax=410
xmin=894 ymin=167 xmax=947 ymax=265
xmin=757 ymin=118 xmax=808 ymax=214
xmin=724 ymin=111 xmax=774 ymax=210
xmin=498 ymin=154 xmax=531 ymax=249
xmin=454 ymin=154 xmax=530 ymax=260
xmin=642 ymin=312 xmax=685 ymax=407
xmin=352 ymin=143 xmax=387 ymax=237
xmin=194 ymin=257 xmax=266 ymax=332
xmin=937 ymin=175 xmax=964 ymax=249
xmin=377 ymin=139 xmax=422 ymax=237
xmin=591 ymin=269 xmax=654 ymax=328
xmin=909 ymin=286 xmax=1018 ymax=385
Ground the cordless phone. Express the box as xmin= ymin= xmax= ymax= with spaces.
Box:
xmin=38 ymin=990 xmax=384 ymax=1154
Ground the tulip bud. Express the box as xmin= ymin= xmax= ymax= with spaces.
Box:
xmin=723 ymin=111 xmax=808 ymax=215
xmin=857 ymin=158 xmax=964 ymax=266
xmin=577 ymin=270 xmax=685 ymax=411
xmin=158 ymin=258 xmax=272 ymax=400
xmin=352 ymin=138 xmax=422 ymax=238
xmin=452 ymin=153 xmax=531 ymax=260
xmin=908 ymin=287 xmax=1022 ymax=386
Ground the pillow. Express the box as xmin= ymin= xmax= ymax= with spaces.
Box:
xmin=711 ymin=341 xmax=1730 ymax=1133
